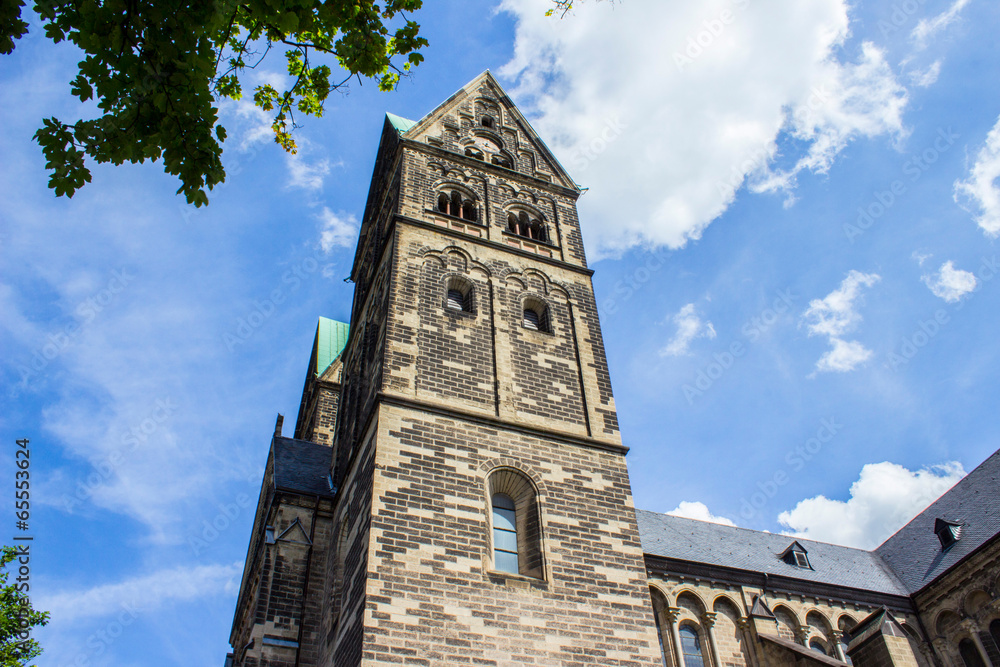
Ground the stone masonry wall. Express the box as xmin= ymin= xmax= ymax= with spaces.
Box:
xmin=357 ymin=403 xmax=660 ymax=666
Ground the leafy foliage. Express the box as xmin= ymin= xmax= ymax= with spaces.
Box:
xmin=0 ymin=547 xmax=49 ymax=666
xmin=1 ymin=0 xmax=427 ymax=205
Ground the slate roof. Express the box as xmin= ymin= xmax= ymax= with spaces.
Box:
xmin=272 ymin=436 xmax=334 ymax=497
xmin=636 ymin=509 xmax=908 ymax=595
xmin=875 ymin=449 xmax=1000 ymax=594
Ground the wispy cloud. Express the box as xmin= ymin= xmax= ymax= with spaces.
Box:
xmin=910 ymin=60 xmax=942 ymax=88
xmin=954 ymin=113 xmax=1000 ymax=237
xmin=318 ymin=207 xmax=360 ymax=253
xmin=778 ymin=461 xmax=965 ymax=548
xmin=922 ymin=260 xmax=977 ymax=302
xmin=286 ymin=152 xmax=333 ymax=191
xmin=661 ymin=303 xmax=716 ymax=357
xmin=801 ymin=270 xmax=881 ymax=373
xmin=37 ymin=562 xmax=241 ymax=624
xmin=911 ymin=0 xmax=971 ymax=50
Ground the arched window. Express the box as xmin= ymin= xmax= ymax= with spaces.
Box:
xmin=464 ymin=146 xmax=484 ymax=160
xmin=481 ymin=115 xmax=496 ymax=130
xmin=486 ymin=468 xmax=543 ymax=579
xmin=522 ymin=299 xmax=551 ymax=333
xmin=809 ymin=639 xmax=827 ymax=654
xmin=959 ymin=639 xmax=987 ymax=667
xmin=492 ymin=493 xmax=518 ymax=574
xmin=679 ymin=625 xmax=706 ymax=667
xmin=436 ymin=190 xmax=478 ymax=222
xmin=491 ymin=153 xmax=513 ymax=169
xmin=445 ymin=277 xmax=474 ymax=313
xmin=507 ymin=211 xmax=548 ymax=243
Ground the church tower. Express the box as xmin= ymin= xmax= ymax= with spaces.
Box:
xmin=230 ymin=71 xmax=662 ymax=667
xmin=321 ymin=70 xmax=660 ymax=666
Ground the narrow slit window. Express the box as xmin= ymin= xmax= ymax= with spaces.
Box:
xmin=492 ymin=493 xmax=518 ymax=574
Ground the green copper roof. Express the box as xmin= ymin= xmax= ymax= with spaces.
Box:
xmin=315 ymin=317 xmax=349 ymax=377
xmin=386 ymin=112 xmax=417 ymax=134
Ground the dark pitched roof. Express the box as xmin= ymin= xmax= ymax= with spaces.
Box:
xmin=636 ymin=509 xmax=908 ymax=596
xmin=875 ymin=449 xmax=1000 ymax=594
xmin=272 ymin=436 xmax=334 ymax=497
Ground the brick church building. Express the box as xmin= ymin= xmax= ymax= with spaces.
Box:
xmin=226 ymin=72 xmax=1000 ymax=667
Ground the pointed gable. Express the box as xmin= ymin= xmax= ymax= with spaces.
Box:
xmin=396 ymin=71 xmax=578 ymax=191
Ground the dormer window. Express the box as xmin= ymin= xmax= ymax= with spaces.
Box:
xmin=507 ymin=212 xmax=548 ymax=243
xmin=437 ymin=191 xmax=478 ymax=222
xmin=780 ymin=541 xmax=811 ymax=569
xmin=934 ymin=518 xmax=962 ymax=550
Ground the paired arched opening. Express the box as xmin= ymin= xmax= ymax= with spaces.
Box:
xmin=486 ymin=468 xmax=543 ymax=579
xmin=436 ymin=190 xmax=478 ymax=222
xmin=507 ymin=210 xmax=548 ymax=243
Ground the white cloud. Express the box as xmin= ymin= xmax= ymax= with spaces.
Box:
xmin=661 ymin=303 xmax=716 ymax=357
xmin=911 ymin=0 xmax=971 ymax=50
xmin=778 ymin=461 xmax=965 ymax=549
xmin=801 ymin=270 xmax=881 ymax=373
xmin=911 ymin=250 xmax=932 ymax=266
xmin=318 ymin=208 xmax=359 ymax=252
xmin=37 ymin=562 xmax=241 ymax=624
xmin=815 ymin=337 xmax=874 ymax=373
xmin=910 ymin=60 xmax=942 ymax=88
xmin=668 ymin=501 xmax=737 ymax=527
xmin=922 ymin=260 xmax=977 ymax=302
xmin=954 ymin=114 xmax=1000 ymax=237
xmin=286 ymin=153 xmax=332 ymax=191
xmin=500 ymin=0 xmax=908 ymax=257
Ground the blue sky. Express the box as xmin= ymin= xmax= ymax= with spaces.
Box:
xmin=2 ymin=0 xmax=999 ymax=664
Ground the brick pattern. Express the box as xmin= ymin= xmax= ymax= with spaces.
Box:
xmin=361 ymin=404 xmax=660 ymax=666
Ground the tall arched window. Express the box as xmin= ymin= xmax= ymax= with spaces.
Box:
xmin=491 ymin=493 xmax=518 ymax=574
xmin=959 ymin=639 xmax=987 ymax=667
xmin=679 ymin=625 xmax=706 ymax=667
xmin=486 ymin=468 xmax=543 ymax=579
